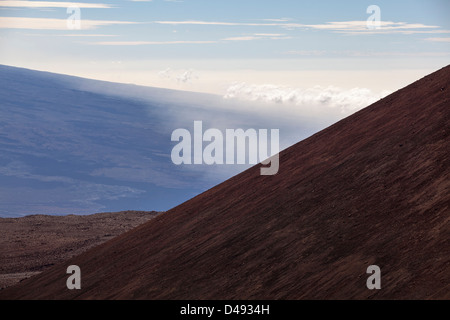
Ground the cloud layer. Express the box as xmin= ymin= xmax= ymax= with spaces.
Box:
xmin=224 ymin=83 xmax=391 ymax=114
xmin=0 ymin=1 xmax=112 ymax=8
xmin=0 ymin=17 xmax=134 ymax=30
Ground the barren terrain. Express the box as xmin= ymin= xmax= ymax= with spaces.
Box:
xmin=0 ymin=211 xmax=159 ymax=289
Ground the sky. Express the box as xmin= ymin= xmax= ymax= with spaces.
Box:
xmin=0 ymin=0 xmax=449 ymax=98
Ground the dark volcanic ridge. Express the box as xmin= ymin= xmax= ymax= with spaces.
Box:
xmin=0 ymin=211 xmax=160 ymax=290
xmin=1 ymin=65 xmax=449 ymax=300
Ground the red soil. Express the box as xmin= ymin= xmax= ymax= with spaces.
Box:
xmin=0 ymin=211 xmax=159 ymax=290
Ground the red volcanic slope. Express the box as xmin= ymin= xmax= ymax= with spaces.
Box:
xmin=1 ymin=66 xmax=449 ymax=300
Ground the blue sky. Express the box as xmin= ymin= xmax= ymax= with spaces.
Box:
xmin=0 ymin=0 xmax=449 ymax=95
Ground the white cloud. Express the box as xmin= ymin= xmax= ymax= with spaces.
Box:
xmin=426 ymin=37 xmax=450 ymax=42
xmin=152 ymin=19 xmax=446 ymax=35
xmin=98 ymin=33 xmax=289 ymax=46
xmin=11 ymin=32 xmax=118 ymax=37
xmin=158 ymin=68 xmax=199 ymax=84
xmin=224 ymin=83 xmax=391 ymax=114
xmin=158 ymin=67 xmax=172 ymax=79
xmin=0 ymin=17 xmax=135 ymax=30
xmin=222 ymin=36 xmax=261 ymax=41
xmin=254 ymin=33 xmax=285 ymax=37
xmin=223 ymin=33 xmax=289 ymax=41
xmin=261 ymin=18 xmax=292 ymax=22
xmin=0 ymin=1 xmax=112 ymax=8
xmin=285 ymin=50 xmax=327 ymax=56
xmin=153 ymin=20 xmax=279 ymax=27
xmin=285 ymin=50 xmax=450 ymax=57
xmin=342 ymin=29 xmax=450 ymax=35
xmin=95 ymin=40 xmax=217 ymax=45
xmin=61 ymin=33 xmax=118 ymax=37
xmin=305 ymin=20 xmax=438 ymax=31
xmin=176 ymin=69 xmax=198 ymax=83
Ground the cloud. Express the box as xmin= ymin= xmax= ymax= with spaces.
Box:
xmin=426 ymin=37 xmax=450 ymax=42
xmin=285 ymin=50 xmax=327 ymax=56
xmin=304 ymin=20 xmax=438 ymax=31
xmin=152 ymin=19 xmax=446 ymax=35
xmin=222 ymin=36 xmax=261 ymax=41
xmin=343 ymin=29 xmax=450 ymax=35
xmin=96 ymin=33 xmax=288 ymax=45
xmin=261 ymin=18 xmax=292 ymax=22
xmin=224 ymin=83 xmax=391 ymax=114
xmin=223 ymin=33 xmax=289 ymax=41
xmin=158 ymin=67 xmax=172 ymax=79
xmin=153 ymin=20 xmax=279 ymax=27
xmin=176 ymin=69 xmax=198 ymax=83
xmin=285 ymin=50 xmax=450 ymax=57
xmin=95 ymin=40 xmax=217 ymax=45
xmin=0 ymin=17 xmax=135 ymax=30
xmin=158 ymin=68 xmax=199 ymax=84
xmin=0 ymin=1 xmax=113 ymax=9
xmin=61 ymin=33 xmax=118 ymax=37
xmin=22 ymin=33 xmax=118 ymax=37
xmin=254 ymin=33 xmax=285 ymax=37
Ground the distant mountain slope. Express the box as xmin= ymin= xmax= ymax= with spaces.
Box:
xmin=0 ymin=65 xmax=320 ymax=217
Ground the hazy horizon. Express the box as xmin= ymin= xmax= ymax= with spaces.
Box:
xmin=1 ymin=0 xmax=449 ymax=97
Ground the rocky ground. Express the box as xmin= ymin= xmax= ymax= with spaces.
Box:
xmin=0 ymin=211 xmax=160 ymax=289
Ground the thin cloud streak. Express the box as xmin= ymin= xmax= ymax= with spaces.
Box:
xmin=285 ymin=50 xmax=450 ymax=57
xmin=0 ymin=1 xmax=113 ymax=9
xmin=95 ymin=40 xmax=217 ymax=45
xmin=152 ymin=19 xmax=445 ymax=35
xmin=426 ymin=37 xmax=450 ymax=42
xmin=0 ymin=17 xmax=136 ymax=30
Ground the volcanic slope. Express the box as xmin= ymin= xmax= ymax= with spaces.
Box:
xmin=1 ymin=65 xmax=449 ymax=300
xmin=0 ymin=211 xmax=160 ymax=290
